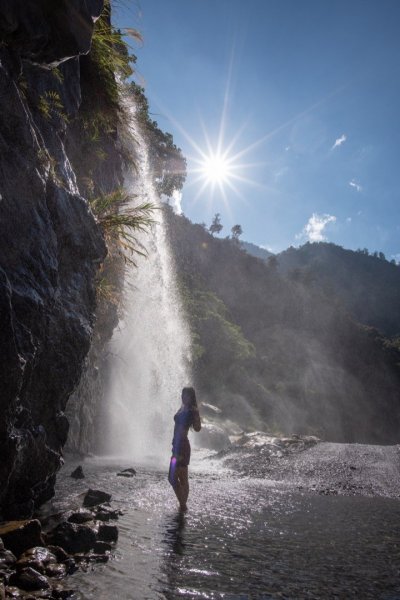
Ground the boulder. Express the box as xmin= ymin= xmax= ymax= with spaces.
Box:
xmin=93 ymin=541 xmax=112 ymax=553
xmin=46 ymin=546 xmax=69 ymax=563
xmin=46 ymin=522 xmax=97 ymax=554
xmin=83 ymin=489 xmax=111 ymax=508
xmin=196 ymin=423 xmax=231 ymax=451
xmin=0 ymin=521 xmax=43 ymax=558
xmin=44 ymin=562 xmax=67 ymax=578
xmin=97 ymin=524 xmax=118 ymax=543
xmin=0 ymin=549 xmax=16 ymax=567
xmin=70 ymin=466 xmax=85 ymax=480
xmin=9 ymin=567 xmax=50 ymax=591
xmin=16 ymin=547 xmax=57 ymax=573
xmin=19 ymin=547 xmax=57 ymax=565
xmin=67 ymin=509 xmax=94 ymax=524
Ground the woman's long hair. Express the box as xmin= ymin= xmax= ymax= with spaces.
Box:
xmin=181 ymin=386 xmax=197 ymax=409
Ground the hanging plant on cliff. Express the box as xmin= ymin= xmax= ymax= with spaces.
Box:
xmin=90 ymin=189 xmax=156 ymax=265
xmin=66 ymin=1 xmax=141 ymax=198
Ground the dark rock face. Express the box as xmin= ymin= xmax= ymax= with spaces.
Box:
xmin=0 ymin=520 xmax=44 ymax=558
xmin=0 ymin=0 xmax=103 ymax=67
xmin=0 ymin=2 xmax=106 ymax=519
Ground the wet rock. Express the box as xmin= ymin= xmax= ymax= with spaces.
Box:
xmin=9 ymin=567 xmax=50 ymax=591
xmin=88 ymin=553 xmax=109 ymax=564
xmin=70 ymin=466 xmax=85 ymax=480
xmin=50 ymin=585 xmax=75 ymax=599
xmin=0 ymin=581 xmax=4 ymax=600
xmin=67 ymin=510 xmax=93 ymax=524
xmin=44 ymin=563 xmax=66 ymax=578
xmin=0 ymin=549 xmax=17 ymax=567
xmin=45 ymin=547 xmax=68 ymax=564
xmin=0 ymin=0 xmax=107 ymax=519
xmin=62 ymin=558 xmax=77 ymax=575
xmin=199 ymin=402 xmax=222 ymax=417
xmin=4 ymin=587 xmax=21 ymax=598
xmin=97 ymin=525 xmax=118 ymax=543
xmin=93 ymin=541 xmax=112 ymax=553
xmin=16 ymin=547 xmax=57 ymax=574
xmin=0 ymin=540 xmax=3 ymax=551
xmin=46 ymin=523 xmax=97 ymax=554
xmin=0 ymin=521 xmax=44 ymax=558
xmin=83 ymin=489 xmax=111 ymax=508
xmin=94 ymin=505 xmax=120 ymax=522
xmin=196 ymin=423 xmax=231 ymax=451
xmin=116 ymin=468 xmax=136 ymax=478
xmin=19 ymin=548 xmax=57 ymax=566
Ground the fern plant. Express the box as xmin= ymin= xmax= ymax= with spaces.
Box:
xmin=90 ymin=188 xmax=157 ymax=265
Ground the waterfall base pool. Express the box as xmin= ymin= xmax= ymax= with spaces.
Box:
xmin=48 ymin=454 xmax=400 ymax=600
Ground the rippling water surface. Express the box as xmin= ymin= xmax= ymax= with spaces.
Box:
xmin=52 ymin=454 xmax=400 ymax=599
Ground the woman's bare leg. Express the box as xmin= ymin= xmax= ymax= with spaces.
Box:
xmin=174 ymin=466 xmax=189 ymax=511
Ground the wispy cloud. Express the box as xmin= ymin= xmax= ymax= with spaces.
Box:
xmin=274 ymin=166 xmax=288 ymax=180
xmin=349 ymin=179 xmax=362 ymax=192
xmin=331 ymin=134 xmax=347 ymax=150
xmin=297 ymin=213 xmax=337 ymax=243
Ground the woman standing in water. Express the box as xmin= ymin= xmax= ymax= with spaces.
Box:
xmin=169 ymin=387 xmax=201 ymax=511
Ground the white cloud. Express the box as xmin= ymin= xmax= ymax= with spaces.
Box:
xmin=297 ymin=213 xmax=337 ymax=243
xmin=331 ymin=134 xmax=347 ymax=150
xmin=261 ymin=244 xmax=274 ymax=253
xmin=391 ymin=253 xmax=400 ymax=264
xmin=349 ymin=179 xmax=362 ymax=192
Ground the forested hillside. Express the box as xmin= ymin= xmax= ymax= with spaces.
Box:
xmin=164 ymin=207 xmax=400 ymax=444
xmin=277 ymin=243 xmax=400 ymax=337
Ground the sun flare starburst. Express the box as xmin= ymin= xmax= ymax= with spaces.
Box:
xmin=199 ymin=152 xmax=233 ymax=184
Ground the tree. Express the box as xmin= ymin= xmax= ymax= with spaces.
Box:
xmin=209 ymin=213 xmax=223 ymax=236
xmin=231 ymin=224 xmax=243 ymax=243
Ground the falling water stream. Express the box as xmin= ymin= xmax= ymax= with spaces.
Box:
xmin=103 ymin=107 xmax=191 ymax=463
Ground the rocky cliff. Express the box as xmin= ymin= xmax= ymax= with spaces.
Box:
xmin=0 ymin=1 xmax=108 ymax=519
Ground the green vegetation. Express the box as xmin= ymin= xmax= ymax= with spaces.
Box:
xmin=163 ymin=205 xmax=400 ymax=443
xmin=90 ymin=189 xmax=156 ymax=265
xmin=38 ymin=90 xmax=68 ymax=124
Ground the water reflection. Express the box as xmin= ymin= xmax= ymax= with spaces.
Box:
xmin=164 ymin=511 xmax=186 ymax=556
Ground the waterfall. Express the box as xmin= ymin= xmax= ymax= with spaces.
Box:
xmin=103 ymin=108 xmax=192 ymax=465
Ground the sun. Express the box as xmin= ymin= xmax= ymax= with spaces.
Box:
xmin=200 ymin=152 xmax=232 ymax=184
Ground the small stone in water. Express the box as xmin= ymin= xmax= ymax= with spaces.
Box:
xmin=117 ymin=468 xmax=136 ymax=477
xmin=83 ymin=489 xmax=112 ymax=508
xmin=67 ymin=510 xmax=94 ymax=524
xmin=70 ymin=466 xmax=85 ymax=479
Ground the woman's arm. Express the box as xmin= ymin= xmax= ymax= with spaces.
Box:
xmin=192 ymin=407 xmax=201 ymax=432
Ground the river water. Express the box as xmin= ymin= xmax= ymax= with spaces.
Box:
xmin=52 ymin=452 xmax=400 ymax=600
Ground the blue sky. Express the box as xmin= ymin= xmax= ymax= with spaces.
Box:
xmin=114 ymin=0 xmax=400 ymax=259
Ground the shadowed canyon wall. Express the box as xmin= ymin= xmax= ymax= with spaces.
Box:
xmin=0 ymin=0 xmax=109 ymax=519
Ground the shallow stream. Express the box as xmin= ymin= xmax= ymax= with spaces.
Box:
xmin=50 ymin=452 xmax=400 ymax=600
